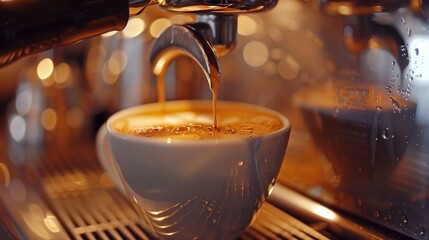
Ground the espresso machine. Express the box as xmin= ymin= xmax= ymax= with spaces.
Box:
xmin=1 ymin=0 xmax=429 ymax=239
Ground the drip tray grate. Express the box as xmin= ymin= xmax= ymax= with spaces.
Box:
xmin=39 ymin=168 xmax=332 ymax=240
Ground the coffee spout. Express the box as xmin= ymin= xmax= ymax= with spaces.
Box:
xmin=149 ymin=24 xmax=221 ymax=102
xmin=158 ymin=0 xmax=278 ymax=57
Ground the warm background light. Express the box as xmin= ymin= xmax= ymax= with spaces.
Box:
xmin=41 ymin=108 xmax=57 ymax=131
xmin=54 ymin=63 xmax=71 ymax=85
xmin=243 ymin=41 xmax=269 ymax=67
xmin=150 ymin=18 xmax=171 ymax=38
xmin=37 ymin=58 xmax=54 ymax=80
xmin=122 ymin=18 xmax=146 ymax=39
xmin=238 ymin=16 xmax=257 ymax=36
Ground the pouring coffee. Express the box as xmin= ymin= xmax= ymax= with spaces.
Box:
xmin=94 ymin=4 xmax=293 ymax=235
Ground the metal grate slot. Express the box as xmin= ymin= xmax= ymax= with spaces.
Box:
xmin=242 ymin=203 xmax=330 ymax=240
xmin=45 ymin=183 xmax=153 ymax=240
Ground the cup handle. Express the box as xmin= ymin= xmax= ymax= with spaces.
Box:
xmin=96 ymin=124 xmax=126 ymax=194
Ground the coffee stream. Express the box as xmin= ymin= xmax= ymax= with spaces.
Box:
xmin=156 ymin=72 xmax=220 ymax=128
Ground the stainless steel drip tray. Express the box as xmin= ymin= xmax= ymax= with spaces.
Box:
xmin=0 ymin=145 xmax=408 ymax=240
xmin=0 ymin=170 xmax=328 ymax=239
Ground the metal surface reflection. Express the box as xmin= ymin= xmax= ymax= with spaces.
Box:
xmin=150 ymin=24 xmax=221 ymax=103
xmin=270 ymin=184 xmax=399 ymax=239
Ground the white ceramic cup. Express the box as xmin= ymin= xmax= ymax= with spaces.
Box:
xmin=96 ymin=100 xmax=291 ymax=240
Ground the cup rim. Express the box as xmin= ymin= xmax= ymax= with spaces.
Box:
xmin=106 ymin=100 xmax=291 ymax=145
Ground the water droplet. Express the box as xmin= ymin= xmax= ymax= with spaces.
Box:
xmin=401 ymin=214 xmax=408 ymax=224
xmin=389 ymin=97 xmax=402 ymax=113
xmin=407 ymin=28 xmax=412 ymax=37
xmin=418 ymin=226 xmax=426 ymax=236
xmin=382 ymin=128 xmax=390 ymax=139
xmin=385 ymin=213 xmax=393 ymax=221
xmin=415 ymin=48 xmax=419 ymax=56
xmin=373 ymin=211 xmax=380 ymax=218
xmin=392 ymin=60 xmax=396 ymax=66
xmin=376 ymin=106 xmax=382 ymax=111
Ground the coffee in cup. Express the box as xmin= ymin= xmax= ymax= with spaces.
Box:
xmin=113 ymin=102 xmax=283 ymax=140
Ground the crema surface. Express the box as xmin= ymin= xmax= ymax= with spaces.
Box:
xmin=113 ymin=107 xmax=283 ymax=140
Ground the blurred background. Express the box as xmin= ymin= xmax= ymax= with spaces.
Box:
xmin=1 ymin=0 xmax=429 ymax=239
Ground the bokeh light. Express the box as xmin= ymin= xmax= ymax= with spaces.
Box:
xmin=238 ymin=16 xmax=258 ymax=36
xmin=150 ymin=18 xmax=171 ymax=38
xmin=243 ymin=41 xmax=269 ymax=67
xmin=9 ymin=115 xmax=26 ymax=142
xmin=41 ymin=108 xmax=57 ymax=131
xmin=122 ymin=18 xmax=146 ymax=39
xmin=37 ymin=58 xmax=54 ymax=80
